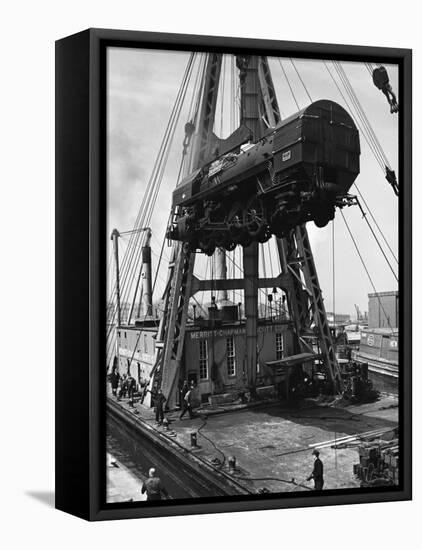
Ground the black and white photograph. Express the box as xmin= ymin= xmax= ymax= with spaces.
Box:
xmin=105 ymin=46 xmax=403 ymax=505
xmin=3 ymin=0 xmax=421 ymax=545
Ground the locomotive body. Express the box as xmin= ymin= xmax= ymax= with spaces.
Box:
xmin=168 ymin=100 xmax=360 ymax=255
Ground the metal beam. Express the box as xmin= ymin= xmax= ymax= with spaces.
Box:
xmin=238 ymin=55 xmax=265 ymax=141
xmin=242 ymin=242 xmax=259 ymax=391
xmin=258 ymin=56 xmax=281 ymax=127
xmin=294 ymin=225 xmax=343 ymax=392
xmin=190 ymin=274 xmax=292 ymax=295
xmin=190 ymin=54 xmax=223 ymax=170
xmin=157 ymin=244 xmax=195 ymax=407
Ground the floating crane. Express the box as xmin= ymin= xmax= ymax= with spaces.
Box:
xmin=147 ymin=55 xmax=361 ymax=407
xmin=108 ymin=54 xmax=399 ymax=410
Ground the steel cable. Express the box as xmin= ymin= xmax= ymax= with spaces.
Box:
xmin=340 ymin=210 xmax=396 ymax=332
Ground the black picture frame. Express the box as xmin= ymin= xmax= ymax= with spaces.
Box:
xmin=55 ymin=28 xmax=412 ymax=521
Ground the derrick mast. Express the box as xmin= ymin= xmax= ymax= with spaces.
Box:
xmin=153 ymin=53 xmax=357 ymax=406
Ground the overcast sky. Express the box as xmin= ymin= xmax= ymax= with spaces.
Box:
xmin=107 ymin=47 xmax=399 ymax=317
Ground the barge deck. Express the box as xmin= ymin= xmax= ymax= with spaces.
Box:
xmin=107 ymin=393 xmax=399 ymax=500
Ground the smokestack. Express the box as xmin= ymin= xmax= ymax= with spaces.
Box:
xmin=215 ymin=247 xmax=228 ymax=302
xmin=142 ymin=243 xmax=153 ymax=316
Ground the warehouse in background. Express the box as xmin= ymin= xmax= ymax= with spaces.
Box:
xmin=355 ymin=291 xmax=399 ymax=394
xmin=368 ymin=291 xmax=399 ymax=329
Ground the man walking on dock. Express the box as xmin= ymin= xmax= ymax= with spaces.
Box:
xmin=307 ymin=449 xmax=324 ymax=490
xmin=141 ymin=468 xmax=169 ymax=501
xmin=126 ymin=373 xmax=136 ymax=405
xmin=154 ymin=388 xmax=166 ymax=425
xmin=180 ymin=385 xmax=194 ymax=420
xmin=118 ymin=373 xmax=128 ymax=400
xmin=180 ymin=380 xmax=189 ymax=403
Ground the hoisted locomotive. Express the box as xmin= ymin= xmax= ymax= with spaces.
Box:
xmin=168 ymin=99 xmax=360 ymax=255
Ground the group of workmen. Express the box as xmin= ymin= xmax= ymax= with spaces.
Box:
xmin=109 ymin=368 xmax=137 ymax=402
xmin=148 ymin=379 xmax=195 ymax=424
xmin=109 ymin=369 xmax=325 ymax=500
xmin=109 ymin=368 xmax=196 ymax=425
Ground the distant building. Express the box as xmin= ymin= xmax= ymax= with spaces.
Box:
xmin=368 ymin=291 xmax=398 ymax=329
xmin=326 ymin=312 xmax=351 ymax=325
xmin=353 ymin=290 xmax=399 ymax=394
xmin=116 ymin=321 xmax=158 ymax=386
xmin=107 ymin=301 xmax=157 ymax=325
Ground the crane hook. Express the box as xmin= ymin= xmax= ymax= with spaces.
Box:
xmin=372 ymin=66 xmax=399 ymax=114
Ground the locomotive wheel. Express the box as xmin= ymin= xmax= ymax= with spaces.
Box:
xmin=203 ymin=244 xmax=216 ymax=256
xmin=314 ymin=216 xmax=329 ymax=228
xmin=314 ymin=205 xmax=335 ymax=228
xmin=199 ymin=235 xmax=216 ymax=256
xmin=257 ymin=226 xmax=271 ymax=243
xmin=224 ymin=240 xmax=237 ymax=251
xmin=244 ymin=197 xmax=266 ymax=238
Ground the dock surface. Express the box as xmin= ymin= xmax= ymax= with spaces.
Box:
xmin=107 ymin=392 xmax=398 ymax=498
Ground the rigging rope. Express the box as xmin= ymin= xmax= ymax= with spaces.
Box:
xmin=121 ymin=57 xmax=194 ymax=307
xmin=119 ymin=54 xmax=194 ymax=298
xmin=332 ymin=219 xmax=336 ymax=329
xmin=290 ymin=58 xmax=313 ymax=103
xmin=106 ymin=53 xmax=196 ymax=364
xmin=280 ymin=57 xmax=398 ymax=299
xmin=340 ymin=210 xmax=396 ymax=332
xmin=353 ymin=183 xmax=398 ymax=264
xmin=298 ymin=59 xmax=394 ymax=189
xmin=356 ymin=199 xmax=398 ymax=282
xmin=260 ymin=243 xmax=267 ymax=317
xmin=323 ymin=61 xmax=385 ymax=172
xmin=364 ymin=62 xmax=375 ymax=77
xmin=286 ymin=59 xmax=397 ymax=272
xmin=278 ymin=59 xmax=300 ymax=110
xmin=109 ymin=53 xmax=194 ymax=311
xmin=321 ymin=60 xmax=398 ymax=264
xmin=230 ymin=56 xmax=235 ymax=133
xmin=267 ymin=239 xmax=274 ymax=279
xmin=107 ymin=54 xmax=194 ymax=334
xmin=112 ymin=209 xmax=173 ymax=372
xmin=333 ymin=61 xmax=392 ymax=170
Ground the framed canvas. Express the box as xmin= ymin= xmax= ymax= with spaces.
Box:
xmin=55 ymin=28 xmax=412 ymax=521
